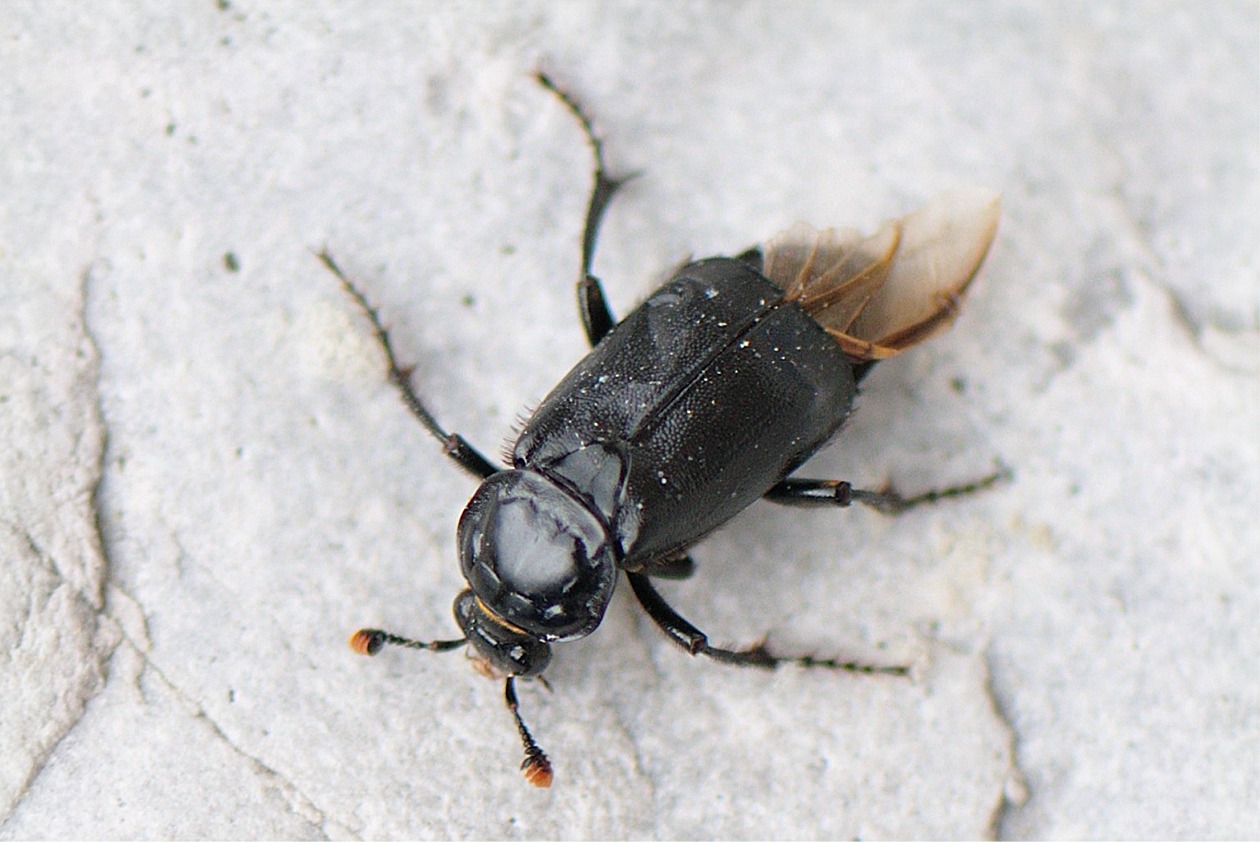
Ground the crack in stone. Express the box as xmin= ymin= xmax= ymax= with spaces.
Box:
xmin=981 ymin=650 xmax=1030 ymax=840
xmin=130 ymin=645 xmax=344 ymax=839
xmin=104 ymin=580 xmax=152 ymax=653
xmin=0 ymin=266 xmax=117 ymax=828
xmin=74 ymin=264 xmax=110 ymax=612
xmin=71 ymin=265 xmax=352 ymax=837
xmin=1094 ymin=184 xmax=1259 ymax=375
xmin=607 ymin=695 xmax=658 ymax=837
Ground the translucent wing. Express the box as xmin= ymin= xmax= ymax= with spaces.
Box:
xmin=761 ymin=188 xmax=1000 ymax=361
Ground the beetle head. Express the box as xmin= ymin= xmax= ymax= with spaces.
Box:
xmin=452 ymin=589 xmax=552 ymax=677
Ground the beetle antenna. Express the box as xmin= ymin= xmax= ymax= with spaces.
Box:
xmin=505 ymin=677 xmax=553 ymax=788
xmin=349 ymin=628 xmax=467 ymax=657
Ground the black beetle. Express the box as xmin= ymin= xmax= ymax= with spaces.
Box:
xmin=323 ymin=73 xmax=1002 ymax=787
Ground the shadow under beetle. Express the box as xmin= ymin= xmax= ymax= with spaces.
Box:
xmin=324 ymin=73 xmax=1004 ymax=787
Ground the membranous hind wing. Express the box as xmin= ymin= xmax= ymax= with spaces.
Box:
xmin=761 ymin=188 xmax=1000 ymax=361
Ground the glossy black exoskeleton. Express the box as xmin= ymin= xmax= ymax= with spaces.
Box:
xmin=327 ymin=73 xmax=1003 ymax=788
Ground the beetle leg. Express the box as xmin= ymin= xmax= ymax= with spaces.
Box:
xmin=318 ymin=250 xmax=500 ymax=480
xmin=535 ymin=71 xmax=631 ymax=347
xmin=627 ymin=573 xmax=907 ymax=675
xmin=578 ymin=273 xmax=617 ymax=346
xmin=764 ymin=464 xmax=1010 ymax=514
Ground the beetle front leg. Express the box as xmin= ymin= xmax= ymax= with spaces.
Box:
xmin=318 ymin=251 xmax=499 ymax=480
xmin=627 ymin=573 xmax=907 ymax=675
xmin=764 ymin=463 xmax=1010 ymax=514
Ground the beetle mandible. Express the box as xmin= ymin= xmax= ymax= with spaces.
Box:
xmin=322 ymin=73 xmax=1003 ymax=788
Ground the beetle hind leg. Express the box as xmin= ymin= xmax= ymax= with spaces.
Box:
xmin=764 ymin=462 xmax=1011 ymax=514
xmin=627 ymin=573 xmax=907 ymax=675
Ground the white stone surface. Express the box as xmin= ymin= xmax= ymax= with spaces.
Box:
xmin=1 ymin=2 xmax=1256 ymax=838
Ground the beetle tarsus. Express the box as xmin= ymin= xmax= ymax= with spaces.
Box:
xmin=851 ymin=463 xmax=1012 ymax=514
xmin=787 ymin=654 xmax=909 ymax=676
xmin=697 ymin=637 xmax=907 ymax=675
